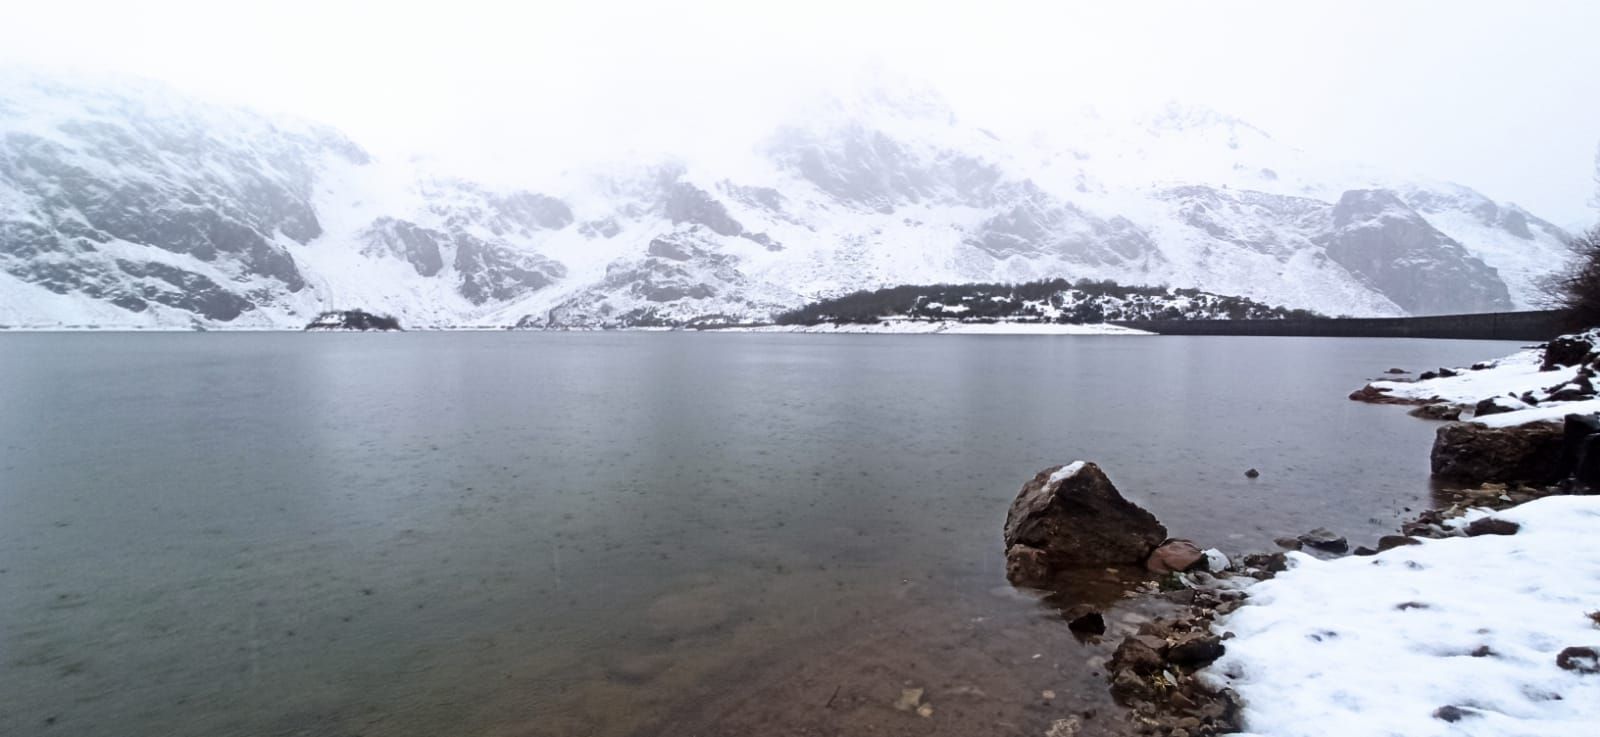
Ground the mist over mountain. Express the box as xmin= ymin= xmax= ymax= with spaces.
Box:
xmin=0 ymin=70 xmax=1576 ymax=329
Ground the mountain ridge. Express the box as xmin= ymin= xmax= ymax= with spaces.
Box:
xmin=0 ymin=69 xmax=1576 ymax=329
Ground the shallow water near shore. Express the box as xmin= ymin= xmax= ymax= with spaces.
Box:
xmin=0 ymin=332 xmax=1519 ymax=736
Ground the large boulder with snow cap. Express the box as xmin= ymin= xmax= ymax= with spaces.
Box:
xmin=1430 ymin=422 xmax=1564 ymax=484
xmin=1003 ymin=462 xmax=1167 ymax=585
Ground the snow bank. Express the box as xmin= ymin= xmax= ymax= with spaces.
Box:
xmin=711 ymin=321 xmax=1152 ymax=335
xmin=1207 ymin=495 xmax=1600 ymax=737
xmin=1369 ymin=347 xmax=1574 ymax=406
xmin=1365 ymin=341 xmax=1600 ymax=427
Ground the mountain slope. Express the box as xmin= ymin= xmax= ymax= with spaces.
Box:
xmin=0 ymin=71 xmax=1575 ymax=328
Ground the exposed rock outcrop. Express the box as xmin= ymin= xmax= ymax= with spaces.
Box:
xmin=1003 ymin=462 xmax=1167 ymax=586
xmin=1542 ymin=333 xmax=1596 ymax=371
xmin=1430 ymin=422 xmax=1565 ymax=484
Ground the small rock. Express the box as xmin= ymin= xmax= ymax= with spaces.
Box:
xmin=1112 ymin=637 xmax=1165 ymax=675
xmin=915 ymin=703 xmax=934 ymax=718
xmin=1409 ymin=403 xmax=1462 ymax=421
xmin=1064 ymin=605 xmax=1107 ymax=636
xmin=1241 ymin=552 xmax=1288 ymax=573
xmin=893 ymin=687 xmax=924 ymax=711
xmin=1160 ymin=589 xmax=1198 ymax=605
xmin=1433 ymin=705 xmax=1478 ymax=722
xmin=1045 ymin=717 xmax=1080 ymax=737
xmin=1244 ymin=468 xmax=1260 ymax=479
xmin=1464 ymin=517 xmax=1520 ymax=536
xmin=1352 ymin=546 xmax=1378 ymax=556
xmin=1377 ymin=535 xmax=1421 ymax=551
xmin=1201 ymin=548 xmax=1230 ymax=572
xmin=1473 ymin=395 xmax=1532 ymax=418
xmin=1298 ymin=528 xmax=1349 ymax=553
xmin=1273 ymin=537 xmax=1303 ymax=551
xmin=1146 ymin=539 xmax=1206 ymax=574
xmin=1109 ymin=667 xmax=1148 ymax=701
xmin=1556 ymin=646 xmax=1599 ymax=674
xmin=1167 ymin=634 xmax=1226 ymax=668
xmin=1385 ymin=368 xmax=1408 ymax=374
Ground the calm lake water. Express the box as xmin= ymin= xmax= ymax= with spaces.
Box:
xmin=0 ymin=333 xmax=1518 ymax=737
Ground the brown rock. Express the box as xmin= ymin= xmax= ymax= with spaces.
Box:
xmin=1474 ymin=396 xmax=1531 ymax=417
xmin=1146 ymin=539 xmax=1206 ymax=574
xmin=1409 ymin=403 xmax=1462 ymax=421
xmin=1003 ymin=462 xmax=1167 ymax=585
xmin=1241 ymin=552 xmax=1289 ymax=573
xmin=1063 ymin=604 xmax=1107 ymax=635
xmin=1350 ymin=384 xmax=1433 ymax=405
xmin=1556 ymin=646 xmax=1599 ymax=674
xmin=1463 ymin=517 xmax=1521 ymax=536
xmin=1298 ymin=528 xmax=1349 ymax=553
xmin=1109 ymin=668 xmax=1150 ymax=701
xmin=1112 ymin=636 xmax=1166 ymax=676
xmin=1377 ymin=535 xmax=1422 ymax=551
xmin=1167 ymin=634 xmax=1226 ymax=668
xmin=1430 ymin=422 xmax=1565 ymax=484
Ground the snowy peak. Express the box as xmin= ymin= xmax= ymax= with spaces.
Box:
xmin=0 ymin=71 xmax=1578 ymax=329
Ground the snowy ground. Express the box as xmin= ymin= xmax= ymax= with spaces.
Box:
xmin=709 ymin=321 xmax=1152 ymax=335
xmin=1206 ymin=495 xmax=1600 ymax=737
xmin=1364 ymin=342 xmax=1594 ymax=427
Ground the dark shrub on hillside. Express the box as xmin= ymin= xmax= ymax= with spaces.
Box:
xmin=774 ymin=278 xmax=1318 ymax=325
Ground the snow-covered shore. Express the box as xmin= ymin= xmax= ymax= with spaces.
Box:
xmin=1358 ymin=334 xmax=1599 ymax=427
xmin=708 ymin=321 xmax=1153 ymax=335
xmin=1206 ymin=495 xmax=1600 ymax=737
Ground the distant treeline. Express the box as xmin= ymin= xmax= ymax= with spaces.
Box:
xmin=774 ymin=278 xmax=1321 ymax=325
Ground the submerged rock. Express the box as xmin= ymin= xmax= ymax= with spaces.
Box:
xmin=1431 ymin=422 xmax=1564 ymax=484
xmin=1297 ymin=528 xmax=1349 ymax=553
xmin=1147 ymin=539 xmax=1206 ymax=574
xmin=1003 ymin=462 xmax=1167 ymax=586
xmin=1062 ymin=605 xmax=1107 ymax=635
xmin=1409 ymin=403 xmax=1462 ymax=421
xmin=1349 ymin=384 xmax=1434 ymax=405
xmin=304 ymin=309 xmax=404 ymax=331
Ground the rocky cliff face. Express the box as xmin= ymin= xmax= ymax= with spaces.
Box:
xmin=0 ymin=71 xmax=1575 ymax=328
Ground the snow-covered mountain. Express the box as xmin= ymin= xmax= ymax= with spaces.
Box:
xmin=0 ymin=71 xmax=1575 ymax=329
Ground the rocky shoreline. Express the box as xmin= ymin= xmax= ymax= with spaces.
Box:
xmin=1003 ymin=330 xmax=1600 ymax=736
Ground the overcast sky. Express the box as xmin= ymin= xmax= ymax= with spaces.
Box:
xmin=5 ymin=0 xmax=1599 ymax=224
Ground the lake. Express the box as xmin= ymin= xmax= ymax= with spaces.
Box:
xmin=0 ymin=332 xmax=1516 ymax=736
